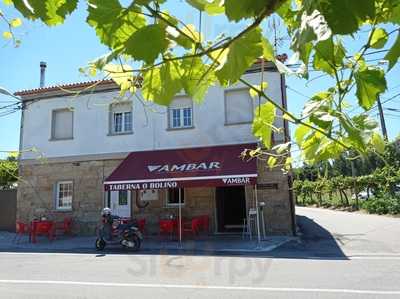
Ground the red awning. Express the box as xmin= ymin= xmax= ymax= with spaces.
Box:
xmin=104 ymin=143 xmax=258 ymax=191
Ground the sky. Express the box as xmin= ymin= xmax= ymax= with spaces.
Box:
xmin=1 ymin=1 xmax=400 ymax=160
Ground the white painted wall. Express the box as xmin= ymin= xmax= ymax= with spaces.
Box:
xmin=21 ymin=71 xmax=285 ymax=160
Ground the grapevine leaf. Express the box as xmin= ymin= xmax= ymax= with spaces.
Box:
xmin=216 ymin=27 xmax=263 ymax=86
xmin=126 ymin=24 xmax=168 ymax=64
xmin=355 ymin=67 xmax=387 ymax=110
xmin=384 ymin=32 xmax=400 ymax=71
xmin=252 ymin=102 xmax=276 ymax=149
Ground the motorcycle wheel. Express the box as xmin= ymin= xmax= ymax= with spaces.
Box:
xmin=95 ymin=238 xmax=106 ymax=251
xmin=123 ymin=235 xmax=141 ymax=251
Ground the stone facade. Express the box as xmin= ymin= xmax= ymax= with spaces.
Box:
xmin=17 ymin=157 xmax=294 ymax=236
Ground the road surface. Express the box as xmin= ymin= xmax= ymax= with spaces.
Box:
xmin=0 ymin=206 xmax=399 ymax=299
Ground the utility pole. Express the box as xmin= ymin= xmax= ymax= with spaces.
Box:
xmin=377 ymin=96 xmax=388 ymax=140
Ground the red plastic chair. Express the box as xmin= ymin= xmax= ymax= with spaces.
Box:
xmin=137 ymin=218 xmax=146 ymax=234
xmin=183 ymin=218 xmax=202 ymax=236
xmin=199 ymin=215 xmax=209 ymax=233
xmin=31 ymin=220 xmax=54 ymax=243
xmin=14 ymin=221 xmax=30 ymax=243
xmin=159 ymin=219 xmax=176 ymax=239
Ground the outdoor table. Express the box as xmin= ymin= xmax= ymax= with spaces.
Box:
xmin=30 ymin=220 xmax=55 ymax=243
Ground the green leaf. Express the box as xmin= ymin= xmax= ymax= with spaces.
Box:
xmin=294 ymin=123 xmax=311 ymax=145
xmin=355 ymin=67 xmax=387 ymax=110
xmin=103 ymin=64 xmax=135 ymax=93
xmin=252 ymin=102 xmax=276 ymax=149
xmin=216 ymin=27 xmax=263 ymax=86
xmin=87 ymin=1 xmax=146 ymax=49
xmin=370 ymin=28 xmax=388 ymax=49
xmin=186 ymin=0 xmax=225 ymax=15
xmin=125 ymin=24 xmax=168 ymax=64
xmin=224 ymin=0 xmax=266 ymax=22
xmin=371 ymin=132 xmax=385 ymax=154
xmin=249 ymin=82 xmax=268 ymax=98
xmin=267 ymin=156 xmax=277 ymax=169
xmin=142 ymin=60 xmax=182 ymax=106
xmin=179 ymin=57 xmax=216 ymax=103
xmin=313 ymin=38 xmax=346 ymax=76
xmin=306 ymin=0 xmax=375 ymax=35
xmin=338 ymin=114 xmax=366 ymax=150
xmin=384 ymin=32 xmax=400 ymax=71
xmin=12 ymin=0 xmax=78 ymax=26
xmin=262 ymin=37 xmax=275 ymax=62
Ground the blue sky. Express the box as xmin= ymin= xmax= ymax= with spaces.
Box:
xmin=1 ymin=1 xmax=400 ymax=159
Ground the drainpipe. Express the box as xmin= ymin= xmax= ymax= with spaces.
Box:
xmin=280 ymin=73 xmax=297 ymax=237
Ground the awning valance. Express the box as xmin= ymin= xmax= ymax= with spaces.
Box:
xmin=104 ymin=143 xmax=258 ymax=191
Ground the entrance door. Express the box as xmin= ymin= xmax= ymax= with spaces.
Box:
xmin=109 ymin=190 xmax=131 ymax=218
xmin=216 ymin=186 xmax=246 ymax=232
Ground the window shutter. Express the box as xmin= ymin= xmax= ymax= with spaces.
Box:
xmin=225 ymin=89 xmax=253 ymax=124
xmin=53 ymin=110 xmax=73 ymax=139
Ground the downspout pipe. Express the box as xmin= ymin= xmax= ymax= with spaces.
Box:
xmin=280 ymin=73 xmax=297 ymax=237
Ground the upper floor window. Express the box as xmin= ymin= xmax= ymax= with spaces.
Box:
xmin=55 ymin=181 xmax=73 ymax=211
xmin=51 ymin=109 xmax=73 ymax=140
xmin=225 ymin=88 xmax=254 ymax=125
xmin=110 ymin=102 xmax=133 ymax=135
xmin=168 ymin=97 xmax=193 ymax=129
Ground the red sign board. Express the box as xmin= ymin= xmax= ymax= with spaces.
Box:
xmin=104 ymin=143 xmax=258 ymax=191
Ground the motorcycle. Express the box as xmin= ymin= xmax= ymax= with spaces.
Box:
xmin=95 ymin=208 xmax=143 ymax=251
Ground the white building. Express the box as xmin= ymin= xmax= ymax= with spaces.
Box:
xmin=16 ymin=61 xmax=295 ymax=236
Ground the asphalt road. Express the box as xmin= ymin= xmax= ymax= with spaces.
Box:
xmin=0 ymin=207 xmax=399 ymax=299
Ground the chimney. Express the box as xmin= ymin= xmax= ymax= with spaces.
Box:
xmin=40 ymin=61 xmax=47 ymax=88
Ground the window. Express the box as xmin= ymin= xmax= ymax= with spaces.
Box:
xmin=168 ymin=97 xmax=193 ymax=129
xmin=51 ymin=109 xmax=73 ymax=140
xmin=110 ymin=102 xmax=133 ymax=134
xmin=55 ymin=181 xmax=73 ymax=210
xmin=225 ymin=89 xmax=254 ymax=125
xmin=166 ymin=188 xmax=185 ymax=206
xmin=118 ymin=190 xmax=128 ymax=205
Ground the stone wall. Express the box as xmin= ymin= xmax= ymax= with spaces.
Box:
xmin=17 ymin=158 xmax=294 ymax=236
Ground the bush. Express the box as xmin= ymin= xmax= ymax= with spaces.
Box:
xmin=362 ymin=196 xmax=400 ymax=215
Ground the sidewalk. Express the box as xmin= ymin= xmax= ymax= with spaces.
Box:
xmin=0 ymin=232 xmax=294 ymax=255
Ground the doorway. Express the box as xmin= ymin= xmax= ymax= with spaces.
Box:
xmin=108 ymin=190 xmax=131 ymax=218
xmin=216 ymin=186 xmax=246 ymax=232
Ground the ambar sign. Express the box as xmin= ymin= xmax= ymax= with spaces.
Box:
xmin=222 ymin=177 xmax=251 ymax=185
xmin=147 ymin=162 xmax=221 ymax=173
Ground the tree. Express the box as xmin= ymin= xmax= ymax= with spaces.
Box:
xmin=0 ymin=155 xmax=18 ymax=189
xmin=2 ymin=0 xmax=400 ymax=167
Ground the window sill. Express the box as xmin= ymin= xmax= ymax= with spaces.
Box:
xmin=54 ymin=208 xmax=72 ymax=212
xmin=166 ymin=126 xmax=195 ymax=131
xmin=107 ymin=131 xmax=134 ymax=136
xmin=49 ymin=137 xmax=74 ymax=141
xmin=224 ymin=121 xmax=252 ymax=126
xmin=165 ymin=204 xmax=185 ymax=208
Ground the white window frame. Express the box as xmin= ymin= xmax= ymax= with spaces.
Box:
xmin=110 ymin=103 xmax=133 ymax=135
xmin=224 ymin=88 xmax=254 ymax=125
xmin=168 ymin=99 xmax=193 ymax=130
xmin=166 ymin=188 xmax=185 ymax=207
xmin=51 ymin=108 xmax=74 ymax=140
xmin=55 ymin=181 xmax=73 ymax=211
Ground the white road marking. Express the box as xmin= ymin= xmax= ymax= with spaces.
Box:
xmin=0 ymin=279 xmax=399 ymax=295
